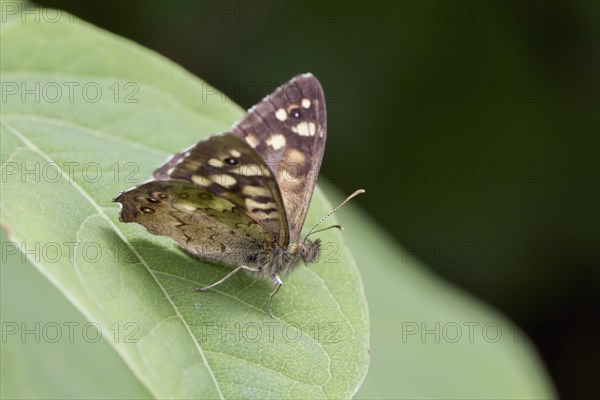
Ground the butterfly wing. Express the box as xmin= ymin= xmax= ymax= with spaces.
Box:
xmin=229 ymin=73 xmax=327 ymax=242
xmin=114 ymin=180 xmax=271 ymax=267
xmin=153 ymin=134 xmax=289 ymax=247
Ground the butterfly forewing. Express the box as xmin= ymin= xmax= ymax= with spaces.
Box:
xmin=229 ymin=73 xmax=327 ymax=241
xmin=114 ymin=180 xmax=271 ymax=267
xmin=153 ymin=135 xmax=289 ymax=247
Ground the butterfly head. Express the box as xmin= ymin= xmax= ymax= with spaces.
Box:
xmin=295 ymin=238 xmax=321 ymax=265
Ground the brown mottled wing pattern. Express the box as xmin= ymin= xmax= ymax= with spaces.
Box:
xmin=229 ymin=73 xmax=327 ymax=242
xmin=153 ymin=134 xmax=289 ymax=247
xmin=114 ymin=180 xmax=270 ymax=267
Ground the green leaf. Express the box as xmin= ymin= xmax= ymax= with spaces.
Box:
xmin=1 ymin=229 xmax=152 ymax=399
xmin=0 ymin=10 xmax=369 ymax=400
xmin=320 ymin=184 xmax=556 ymax=399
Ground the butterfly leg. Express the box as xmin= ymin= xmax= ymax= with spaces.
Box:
xmin=195 ymin=265 xmax=259 ymax=292
xmin=268 ymin=274 xmax=283 ymax=319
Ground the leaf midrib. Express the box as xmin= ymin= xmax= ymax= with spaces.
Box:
xmin=1 ymin=119 xmax=226 ymax=399
xmin=3 ymin=113 xmax=166 ymax=156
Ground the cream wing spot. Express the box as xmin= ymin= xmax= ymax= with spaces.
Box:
xmin=245 ymin=198 xmax=276 ymax=210
xmin=237 ymin=163 xmax=269 ymax=177
xmin=243 ymin=185 xmax=271 ymax=197
xmin=285 ymin=148 xmax=306 ymax=164
xmin=253 ymin=209 xmax=277 ymax=216
xmin=208 ymin=158 xmax=222 ymax=168
xmin=210 ymin=174 xmax=237 ymax=188
xmin=245 ymin=135 xmax=259 ymax=148
xmin=176 ymin=202 xmax=197 ymax=212
xmin=301 ymin=98 xmax=311 ymax=109
xmin=275 ymin=108 xmax=287 ymax=121
xmin=230 ymin=149 xmax=241 ymax=158
xmin=266 ymin=133 xmax=286 ymax=151
xmin=292 ymin=121 xmax=316 ymax=137
xmin=191 ymin=175 xmax=211 ymax=187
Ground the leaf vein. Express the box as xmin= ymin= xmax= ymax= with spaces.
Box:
xmin=1 ymin=119 xmax=225 ymax=400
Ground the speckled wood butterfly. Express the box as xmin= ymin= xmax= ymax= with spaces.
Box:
xmin=114 ymin=74 xmax=363 ymax=317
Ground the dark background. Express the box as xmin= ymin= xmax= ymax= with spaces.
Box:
xmin=37 ymin=1 xmax=599 ymax=398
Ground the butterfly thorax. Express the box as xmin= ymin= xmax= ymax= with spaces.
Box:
xmin=252 ymin=238 xmax=321 ymax=279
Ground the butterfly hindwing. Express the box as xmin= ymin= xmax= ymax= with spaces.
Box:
xmin=153 ymin=134 xmax=289 ymax=247
xmin=230 ymin=73 xmax=327 ymax=241
xmin=114 ymin=180 xmax=271 ymax=267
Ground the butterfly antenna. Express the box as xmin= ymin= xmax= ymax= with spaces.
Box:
xmin=303 ymin=189 xmax=365 ymax=242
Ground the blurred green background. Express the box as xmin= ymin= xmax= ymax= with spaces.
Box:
xmin=25 ymin=0 xmax=600 ymax=398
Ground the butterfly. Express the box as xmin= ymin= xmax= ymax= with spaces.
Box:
xmin=114 ymin=73 xmax=363 ymax=317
